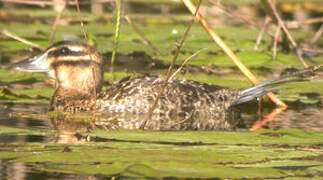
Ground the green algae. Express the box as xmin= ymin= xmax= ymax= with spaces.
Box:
xmin=0 ymin=69 xmax=47 ymax=83
xmin=0 ymin=128 xmax=320 ymax=178
xmin=46 ymin=163 xmax=288 ymax=179
xmin=236 ymin=160 xmax=322 ymax=169
xmin=0 ymin=66 xmax=321 ymax=104
xmin=0 ymin=125 xmax=35 ymax=135
xmin=1 ymin=19 xmax=321 ymax=104
xmin=0 ymin=107 xmax=322 ymax=178
xmin=90 ymin=129 xmax=323 ymax=146
xmin=103 ymin=71 xmax=135 ymax=82
xmin=0 ymin=4 xmax=323 ymax=179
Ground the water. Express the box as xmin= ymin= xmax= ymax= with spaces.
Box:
xmin=0 ymin=101 xmax=322 ymax=179
xmin=1 ymin=102 xmax=323 ymax=138
xmin=0 ymin=162 xmax=105 ymax=180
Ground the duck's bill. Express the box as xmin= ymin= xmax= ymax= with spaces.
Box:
xmin=13 ymin=53 xmax=50 ymax=73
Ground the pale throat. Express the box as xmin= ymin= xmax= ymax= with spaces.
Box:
xmin=55 ymin=66 xmax=101 ymax=97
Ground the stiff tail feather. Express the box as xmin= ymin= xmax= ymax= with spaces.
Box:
xmin=231 ymin=66 xmax=319 ymax=106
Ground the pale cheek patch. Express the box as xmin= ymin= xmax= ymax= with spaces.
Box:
xmin=57 ymin=67 xmax=72 ymax=88
xmin=67 ymin=46 xmax=86 ymax=52
xmin=57 ymin=55 xmax=91 ymax=61
xmin=57 ymin=66 xmax=95 ymax=90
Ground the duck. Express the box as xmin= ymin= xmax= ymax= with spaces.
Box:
xmin=13 ymin=41 xmax=309 ymax=130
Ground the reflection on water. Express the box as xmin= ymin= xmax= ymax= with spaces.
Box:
xmin=0 ymin=102 xmax=322 ymax=179
xmin=0 ymin=102 xmax=322 ymax=141
xmin=270 ymin=107 xmax=323 ymax=132
xmin=0 ymin=134 xmax=46 ymax=143
xmin=0 ymin=162 xmax=105 ymax=180
xmin=1 ymin=103 xmax=323 ymax=132
xmin=0 ymin=103 xmax=49 ymax=130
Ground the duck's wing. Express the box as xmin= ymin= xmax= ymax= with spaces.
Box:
xmin=231 ymin=68 xmax=312 ymax=106
xmin=99 ymin=77 xmax=233 ymax=113
xmin=99 ymin=77 xmax=241 ymax=130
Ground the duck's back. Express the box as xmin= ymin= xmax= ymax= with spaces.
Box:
xmin=98 ymin=77 xmax=242 ymax=130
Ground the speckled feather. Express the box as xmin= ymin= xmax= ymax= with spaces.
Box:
xmin=100 ymin=76 xmax=241 ymax=115
xmin=98 ymin=77 xmax=242 ymax=130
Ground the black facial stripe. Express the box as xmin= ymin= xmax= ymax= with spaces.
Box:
xmin=52 ymin=60 xmax=101 ymax=68
xmin=48 ymin=48 xmax=88 ymax=58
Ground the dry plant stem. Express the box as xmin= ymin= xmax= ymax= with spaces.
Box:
xmin=208 ymin=0 xmax=278 ymax=41
xmin=215 ymin=2 xmax=257 ymax=27
xmin=125 ymin=15 xmax=161 ymax=56
xmin=1 ymin=0 xmax=114 ymax=7
xmin=0 ymin=29 xmax=44 ymax=50
xmin=2 ymin=0 xmax=55 ymax=6
xmin=296 ymin=48 xmax=307 ymax=68
xmin=75 ymin=0 xmax=97 ymax=126
xmin=306 ymin=17 xmax=323 ymax=24
xmin=75 ymin=0 xmax=88 ymax=41
xmin=257 ymin=98 xmax=263 ymax=122
xmin=254 ymin=16 xmax=271 ymax=52
xmin=170 ymin=49 xmax=203 ymax=80
xmin=266 ymin=0 xmax=308 ymax=68
xmin=296 ymin=51 xmax=308 ymax=70
xmin=49 ymin=3 xmax=66 ymax=44
xmin=182 ymin=0 xmax=287 ymax=108
xmin=302 ymin=47 xmax=323 ymax=54
xmin=311 ymin=24 xmax=323 ymax=44
xmin=140 ymin=0 xmax=201 ymax=130
xmin=273 ymin=25 xmax=280 ymax=60
xmin=287 ymin=17 xmax=323 ymax=29
xmin=111 ymin=0 xmax=122 ymax=66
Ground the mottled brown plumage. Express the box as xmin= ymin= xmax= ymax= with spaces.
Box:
xmin=13 ymin=41 xmax=306 ymax=130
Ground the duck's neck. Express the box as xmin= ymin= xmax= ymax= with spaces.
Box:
xmin=50 ymin=85 xmax=102 ymax=112
xmin=50 ymin=65 xmax=103 ymax=111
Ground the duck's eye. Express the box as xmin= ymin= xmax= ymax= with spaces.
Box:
xmin=60 ymin=47 xmax=70 ymax=54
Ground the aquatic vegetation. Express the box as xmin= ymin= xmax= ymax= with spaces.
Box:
xmin=0 ymin=127 xmax=322 ymax=178
xmin=0 ymin=3 xmax=322 ymax=178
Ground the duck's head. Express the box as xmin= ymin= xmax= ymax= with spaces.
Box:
xmin=14 ymin=41 xmax=103 ymax=97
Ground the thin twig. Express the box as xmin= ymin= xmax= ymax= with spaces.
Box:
xmin=75 ymin=0 xmax=97 ymax=127
xmin=167 ymin=110 xmax=194 ymax=129
xmin=0 ymin=29 xmax=44 ymax=50
xmin=302 ymin=47 xmax=323 ymax=54
xmin=273 ymin=25 xmax=280 ymax=60
xmin=305 ymin=17 xmax=323 ymax=24
xmin=139 ymin=0 xmax=201 ymax=130
xmin=286 ymin=17 xmax=323 ymax=29
xmin=169 ymin=49 xmax=203 ymax=80
xmin=75 ymin=0 xmax=88 ymax=41
xmin=49 ymin=1 xmax=66 ymax=44
xmin=311 ymin=24 xmax=323 ymax=45
xmin=183 ymin=0 xmax=287 ymax=108
xmin=111 ymin=0 xmax=122 ymax=66
xmin=208 ymin=0 xmax=279 ymax=41
xmin=125 ymin=15 xmax=161 ymax=56
xmin=296 ymin=47 xmax=307 ymax=68
xmin=1 ymin=0 xmax=114 ymax=6
xmin=266 ymin=0 xmax=308 ymax=68
xmin=265 ymin=0 xmax=290 ymax=43
xmin=254 ymin=16 xmax=271 ymax=52
xmin=257 ymin=98 xmax=263 ymax=122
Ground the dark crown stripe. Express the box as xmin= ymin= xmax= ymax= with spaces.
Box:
xmin=52 ymin=60 xmax=101 ymax=68
xmin=49 ymin=50 xmax=89 ymax=57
